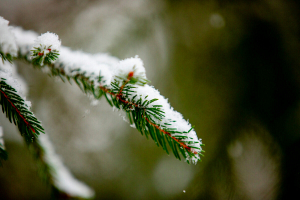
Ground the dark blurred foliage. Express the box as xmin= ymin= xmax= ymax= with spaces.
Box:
xmin=164 ymin=0 xmax=300 ymax=199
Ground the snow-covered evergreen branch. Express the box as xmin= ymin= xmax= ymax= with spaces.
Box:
xmin=0 ymin=17 xmax=94 ymax=199
xmin=0 ymin=61 xmax=95 ymax=199
xmin=0 ymin=14 xmax=204 ymax=198
xmin=12 ymin=27 xmax=204 ymax=164
xmin=0 ymin=77 xmax=44 ymax=141
xmin=0 ymin=17 xmax=17 ymax=64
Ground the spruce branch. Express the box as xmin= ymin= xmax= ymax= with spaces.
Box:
xmin=31 ymin=45 xmax=59 ymax=66
xmin=0 ymin=73 xmax=94 ymax=199
xmin=0 ymin=57 xmax=94 ymax=199
xmin=0 ymin=16 xmax=109 ymax=199
xmin=11 ymin=28 xmax=204 ymax=164
xmin=0 ymin=14 xmax=204 ymax=198
xmin=31 ymin=32 xmax=61 ymax=66
xmin=26 ymin=57 xmax=203 ymax=162
xmin=104 ymin=77 xmax=203 ymax=162
xmin=0 ymin=78 xmax=44 ymax=142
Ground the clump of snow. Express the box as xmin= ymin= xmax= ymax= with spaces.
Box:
xmin=0 ymin=17 xmax=17 ymax=57
xmin=57 ymin=47 xmax=119 ymax=87
xmin=12 ymin=27 xmax=37 ymax=46
xmin=11 ymin=27 xmax=38 ymax=55
xmin=117 ymin=55 xmax=147 ymax=81
xmin=38 ymin=134 xmax=95 ymax=199
xmin=31 ymin=32 xmax=61 ymax=65
xmin=33 ymin=32 xmax=61 ymax=52
xmin=90 ymin=99 xmax=99 ymax=106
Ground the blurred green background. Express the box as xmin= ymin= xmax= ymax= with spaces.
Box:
xmin=1 ymin=0 xmax=300 ymax=199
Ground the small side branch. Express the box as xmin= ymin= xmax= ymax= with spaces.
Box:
xmin=0 ymin=79 xmax=44 ymax=142
xmin=0 ymin=89 xmax=35 ymax=133
xmin=99 ymin=76 xmax=199 ymax=158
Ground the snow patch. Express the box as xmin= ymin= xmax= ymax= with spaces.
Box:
xmin=38 ymin=134 xmax=95 ymax=199
xmin=0 ymin=17 xmax=17 ymax=56
xmin=33 ymin=32 xmax=61 ymax=52
xmin=117 ymin=55 xmax=147 ymax=80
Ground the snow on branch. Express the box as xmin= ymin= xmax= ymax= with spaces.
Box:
xmin=0 ymin=15 xmax=204 ymax=199
xmin=0 ymin=16 xmax=204 ymax=165
xmin=31 ymin=32 xmax=61 ymax=66
xmin=0 ymin=60 xmax=94 ymax=198
xmin=0 ymin=61 xmax=43 ymax=142
xmin=10 ymin=26 xmax=204 ymax=164
xmin=0 ymin=17 xmax=17 ymax=63
xmin=0 ymin=17 xmax=95 ymax=198
xmin=38 ymin=134 xmax=95 ymax=199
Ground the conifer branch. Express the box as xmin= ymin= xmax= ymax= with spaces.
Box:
xmin=19 ymin=53 xmax=204 ymax=163
xmin=0 ymin=79 xmax=44 ymax=141
xmin=11 ymin=28 xmax=204 ymax=163
xmin=0 ymin=14 xmax=204 ymax=198
xmin=1 ymin=18 xmax=204 ymax=163
xmin=0 ymin=16 xmax=94 ymax=199
xmin=0 ymin=64 xmax=94 ymax=199
xmin=0 ymin=77 xmax=94 ymax=199
xmin=101 ymin=79 xmax=202 ymax=161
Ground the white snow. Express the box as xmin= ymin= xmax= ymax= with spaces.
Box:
xmin=90 ymin=99 xmax=99 ymax=106
xmin=0 ymin=17 xmax=17 ymax=57
xmin=33 ymin=32 xmax=61 ymax=52
xmin=0 ymin=61 xmax=30 ymax=107
xmin=57 ymin=47 xmax=118 ymax=87
xmin=30 ymin=32 xmax=61 ymax=65
xmin=38 ymin=134 xmax=95 ymax=198
xmin=117 ymin=55 xmax=147 ymax=81
xmin=11 ymin=27 xmax=38 ymax=55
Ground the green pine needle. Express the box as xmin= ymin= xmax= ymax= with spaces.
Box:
xmin=0 ymin=52 xmax=13 ymax=64
xmin=0 ymin=79 xmax=45 ymax=143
